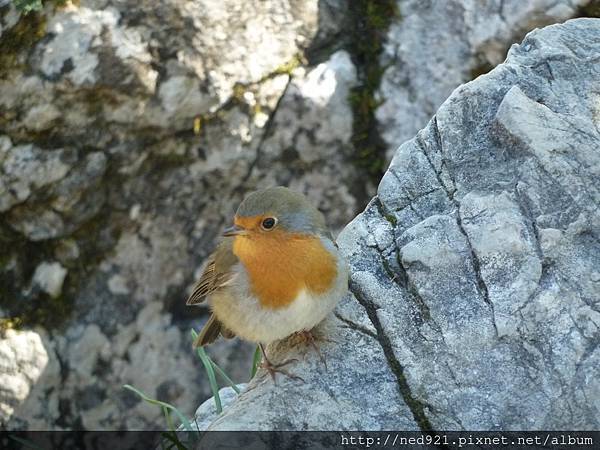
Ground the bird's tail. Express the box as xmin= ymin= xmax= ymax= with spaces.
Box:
xmin=193 ymin=314 xmax=235 ymax=347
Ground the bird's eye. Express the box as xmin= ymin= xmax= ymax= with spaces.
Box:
xmin=261 ymin=217 xmax=277 ymax=230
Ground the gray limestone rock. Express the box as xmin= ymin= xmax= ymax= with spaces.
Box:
xmin=0 ymin=139 xmax=71 ymax=213
xmin=376 ymin=0 xmax=590 ymax=160
xmin=190 ymin=384 xmax=247 ymax=431
xmin=31 ymin=262 xmax=68 ymax=299
xmin=0 ymin=0 xmax=358 ymax=430
xmin=193 ymin=19 xmax=600 ymax=431
xmin=0 ymin=329 xmax=55 ymax=426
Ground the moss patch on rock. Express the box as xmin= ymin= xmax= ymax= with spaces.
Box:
xmin=577 ymin=0 xmax=600 ymax=17
xmin=0 ymin=11 xmax=47 ymax=77
xmin=0 ymin=223 xmax=72 ymax=330
xmin=347 ymin=0 xmax=399 ymax=180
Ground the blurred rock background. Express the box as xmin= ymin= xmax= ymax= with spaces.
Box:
xmin=0 ymin=0 xmax=597 ymax=430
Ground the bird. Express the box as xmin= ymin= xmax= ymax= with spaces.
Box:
xmin=186 ymin=186 xmax=348 ymax=380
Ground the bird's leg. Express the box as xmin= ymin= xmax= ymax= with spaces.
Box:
xmin=258 ymin=343 xmax=304 ymax=382
xmin=295 ymin=329 xmax=329 ymax=370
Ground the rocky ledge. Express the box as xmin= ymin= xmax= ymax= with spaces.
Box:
xmin=194 ymin=19 xmax=600 ymax=431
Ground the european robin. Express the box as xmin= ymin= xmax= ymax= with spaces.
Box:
xmin=186 ymin=186 xmax=348 ymax=380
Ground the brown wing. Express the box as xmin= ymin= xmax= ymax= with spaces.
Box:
xmin=193 ymin=314 xmax=235 ymax=347
xmin=186 ymin=238 xmax=238 ymax=305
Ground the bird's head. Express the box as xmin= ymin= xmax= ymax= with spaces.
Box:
xmin=223 ymin=186 xmax=329 ymax=240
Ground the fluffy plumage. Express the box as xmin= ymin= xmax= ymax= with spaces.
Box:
xmin=186 ymin=187 xmax=348 ymax=348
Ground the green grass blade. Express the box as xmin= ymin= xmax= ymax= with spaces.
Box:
xmin=163 ymin=405 xmax=175 ymax=432
xmin=250 ymin=345 xmax=262 ymax=378
xmin=161 ymin=431 xmax=188 ymax=450
xmin=196 ymin=347 xmax=222 ymax=413
xmin=209 ymin=360 xmax=241 ymax=394
xmin=190 ymin=330 xmax=222 ymax=414
xmin=189 ymin=329 xmax=240 ymax=393
xmin=8 ymin=436 xmax=44 ymax=450
xmin=122 ymin=384 xmax=194 ymax=432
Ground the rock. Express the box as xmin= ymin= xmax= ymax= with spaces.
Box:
xmin=0 ymin=139 xmax=71 ymax=213
xmin=5 ymin=149 xmax=107 ymax=241
xmin=0 ymin=0 xmax=356 ymax=430
xmin=195 ymin=19 xmax=600 ymax=431
xmin=0 ymin=329 xmax=51 ymax=425
xmin=251 ymin=50 xmax=362 ymax=229
xmin=191 ymin=384 xmax=247 ymax=431
xmin=376 ymin=0 xmax=590 ymax=160
xmin=0 ymin=0 xmax=324 ymax=134
xmin=32 ymin=262 xmax=68 ymax=299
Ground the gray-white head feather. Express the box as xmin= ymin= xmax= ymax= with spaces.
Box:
xmin=236 ymin=186 xmax=330 ymax=236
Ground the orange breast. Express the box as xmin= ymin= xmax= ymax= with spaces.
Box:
xmin=232 ymin=232 xmax=337 ymax=309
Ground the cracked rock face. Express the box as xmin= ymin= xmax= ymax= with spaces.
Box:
xmin=376 ymin=0 xmax=590 ymax=160
xmin=196 ymin=19 xmax=600 ymax=431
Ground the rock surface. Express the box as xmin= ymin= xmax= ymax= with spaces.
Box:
xmin=376 ymin=0 xmax=590 ymax=160
xmin=190 ymin=384 xmax=246 ymax=431
xmin=196 ymin=19 xmax=600 ymax=431
xmin=1 ymin=0 xmax=358 ymax=430
xmin=0 ymin=329 xmax=53 ymax=423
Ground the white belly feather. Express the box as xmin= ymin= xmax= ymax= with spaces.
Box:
xmin=210 ymin=242 xmax=348 ymax=344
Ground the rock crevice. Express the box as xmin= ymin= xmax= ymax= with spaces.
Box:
xmin=349 ymin=278 xmax=435 ymax=432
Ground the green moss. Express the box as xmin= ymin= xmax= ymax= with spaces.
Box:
xmin=51 ymin=0 xmax=71 ymax=8
xmin=270 ymin=53 xmax=304 ymax=77
xmin=0 ymin=317 xmax=24 ymax=333
xmin=12 ymin=0 xmax=43 ymax=14
xmin=470 ymin=59 xmax=494 ymax=80
xmin=13 ymin=0 xmax=71 ymax=14
xmin=347 ymin=1 xmax=399 ymax=179
xmin=577 ymin=0 xmax=600 ymax=17
xmin=0 ymin=241 xmax=73 ymax=331
xmin=0 ymin=202 xmax=118 ymax=331
xmin=0 ymin=12 xmax=47 ymax=76
xmin=80 ymin=88 xmax=120 ymax=116
xmin=384 ymin=214 xmax=397 ymax=226
xmin=231 ymin=82 xmax=246 ymax=102
xmin=0 ymin=0 xmax=77 ymax=77
xmin=19 ymin=293 xmax=74 ymax=329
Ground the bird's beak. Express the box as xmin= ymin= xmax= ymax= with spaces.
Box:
xmin=222 ymin=224 xmax=246 ymax=237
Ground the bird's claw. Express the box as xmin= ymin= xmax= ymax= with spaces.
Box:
xmin=260 ymin=358 xmax=304 ymax=383
xmin=295 ymin=330 xmax=329 ymax=370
